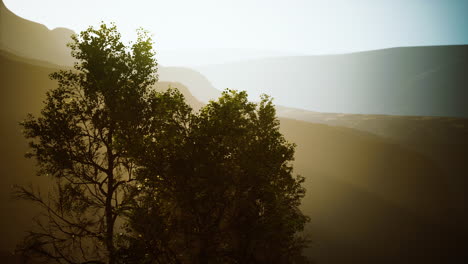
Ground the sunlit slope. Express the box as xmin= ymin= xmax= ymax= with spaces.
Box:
xmin=159 ymin=67 xmax=221 ymax=102
xmin=277 ymin=106 xmax=468 ymax=144
xmin=0 ymin=0 xmax=74 ymax=66
xmin=155 ymin=81 xmax=205 ymax=111
xmin=277 ymin=108 xmax=468 ymax=220
xmin=196 ymin=45 xmax=468 ymax=117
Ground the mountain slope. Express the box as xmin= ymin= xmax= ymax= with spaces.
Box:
xmin=158 ymin=67 xmax=221 ymax=102
xmin=281 ymin=118 xmax=467 ymax=263
xmin=195 ymin=45 xmax=468 ymax=117
xmin=1 ymin=0 xmax=222 ymax=104
xmin=277 ymin=107 xmax=468 ymax=211
xmin=0 ymin=0 xmax=74 ymax=66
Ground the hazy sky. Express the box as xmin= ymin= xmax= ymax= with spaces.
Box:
xmin=4 ymin=0 xmax=468 ymax=65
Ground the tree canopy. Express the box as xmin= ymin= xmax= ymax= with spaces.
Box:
xmin=118 ymin=90 xmax=311 ymax=264
xmin=16 ymin=23 xmax=310 ymax=264
xmin=15 ymin=22 xmax=181 ymax=264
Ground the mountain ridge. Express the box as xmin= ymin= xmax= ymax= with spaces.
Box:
xmin=195 ymin=45 xmax=468 ymax=117
xmin=0 ymin=0 xmax=75 ymax=66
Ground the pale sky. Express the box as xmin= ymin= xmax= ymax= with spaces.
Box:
xmin=4 ymin=0 xmax=468 ymax=66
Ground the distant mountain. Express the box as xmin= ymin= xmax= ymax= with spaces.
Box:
xmin=155 ymin=81 xmax=205 ymax=111
xmin=158 ymin=67 xmax=221 ymax=103
xmin=0 ymin=0 xmax=222 ymax=104
xmin=0 ymin=0 xmax=74 ymax=66
xmin=157 ymin=48 xmax=304 ymax=67
xmin=195 ymin=46 xmax=468 ymax=117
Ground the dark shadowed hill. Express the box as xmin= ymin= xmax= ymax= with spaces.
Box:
xmin=0 ymin=0 xmax=74 ymax=66
xmin=0 ymin=50 xmax=53 ymax=255
xmin=195 ymin=45 xmax=468 ymax=117
xmin=0 ymin=250 xmax=21 ymax=264
xmin=280 ymin=118 xmax=468 ymax=263
xmin=2 ymin=50 xmax=468 ymax=263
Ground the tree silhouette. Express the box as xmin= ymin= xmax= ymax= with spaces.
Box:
xmin=15 ymin=23 xmax=310 ymax=264
xmin=118 ymin=90 xmax=311 ymax=264
xmin=14 ymin=23 xmax=186 ymax=264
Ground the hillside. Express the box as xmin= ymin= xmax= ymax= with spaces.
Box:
xmin=281 ymin=118 xmax=467 ymax=262
xmin=1 ymin=0 xmax=221 ymax=105
xmin=0 ymin=0 xmax=74 ymax=66
xmin=195 ymin=45 xmax=468 ymax=117
xmin=2 ymin=50 xmax=468 ymax=263
xmin=277 ymin=107 xmax=468 ymax=201
xmin=158 ymin=67 xmax=221 ymax=103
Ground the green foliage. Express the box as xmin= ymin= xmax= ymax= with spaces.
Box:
xmin=15 ymin=22 xmax=178 ymax=264
xmin=16 ymin=22 xmax=310 ymax=264
xmin=119 ymin=90 xmax=311 ymax=264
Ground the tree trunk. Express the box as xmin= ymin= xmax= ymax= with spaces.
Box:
xmin=105 ymin=184 xmax=115 ymax=264
xmin=106 ymin=131 xmax=115 ymax=264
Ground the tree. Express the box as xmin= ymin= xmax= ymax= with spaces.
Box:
xmin=15 ymin=23 xmax=189 ymax=264
xmin=16 ymin=22 xmax=311 ymax=264
xmin=118 ymin=90 xmax=311 ymax=264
